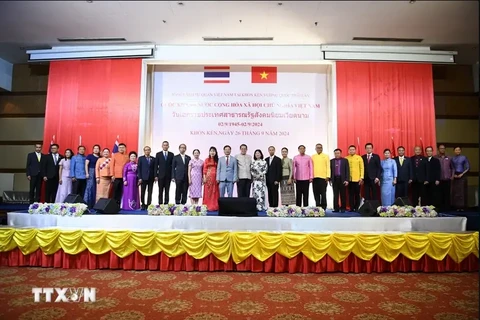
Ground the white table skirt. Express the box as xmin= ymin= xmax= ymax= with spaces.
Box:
xmin=7 ymin=212 xmax=467 ymax=233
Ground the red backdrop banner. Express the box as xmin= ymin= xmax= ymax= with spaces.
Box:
xmin=336 ymin=62 xmax=436 ymax=156
xmin=42 ymin=59 xmax=142 ymax=154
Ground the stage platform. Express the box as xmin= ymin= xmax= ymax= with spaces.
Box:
xmin=6 ymin=210 xmax=468 ymax=232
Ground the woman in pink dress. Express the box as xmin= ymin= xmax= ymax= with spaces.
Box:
xmin=121 ymin=151 xmax=140 ymax=211
xmin=188 ymin=149 xmax=204 ymax=204
xmin=55 ymin=149 xmax=73 ymax=203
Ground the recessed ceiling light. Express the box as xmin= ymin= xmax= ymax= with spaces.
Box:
xmin=86 ymin=0 xmax=93 ymax=3
xmin=277 ymin=2 xmax=283 ymax=5
xmin=409 ymin=0 xmax=416 ymax=3
xmin=177 ymin=2 xmax=184 ymax=5
xmin=162 ymin=20 xmax=167 ymax=23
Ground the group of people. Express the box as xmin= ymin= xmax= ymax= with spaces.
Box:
xmin=26 ymin=141 xmax=470 ymax=213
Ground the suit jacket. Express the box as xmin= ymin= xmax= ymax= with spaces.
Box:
xmin=266 ymin=156 xmax=282 ymax=184
xmin=394 ymin=156 xmax=413 ymax=182
xmin=41 ymin=153 xmax=64 ymax=180
xmin=330 ymin=158 xmax=350 ymax=183
xmin=171 ymin=154 xmax=191 ymax=181
xmin=26 ymin=152 xmax=43 ymax=177
xmin=410 ymin=155 xmax=427 ymax=182
xmin=216 ymin=156 xmax=238 ymax=182
xmin=425 ymin=156 xmax=441 ymax=183
xmin=154 ymin=151 xmax=174 ymax=179
xmin=362 ymin=153 xmax=382 ymax=180
xmin=137 ymin=155 xmax=155 ymax=181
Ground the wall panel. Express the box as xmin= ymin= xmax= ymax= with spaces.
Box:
xmin=434 ymin=96 xmax=479 ymax=117
xmin=0 ymin=146 xmax=36 ymax=168
xmin=435 ymin=119 xmax=479 ymax=143
xmin=0 ymin=95 xmax=46 ymax=115
xmin=433 ymin=65 xmax=474 ymax=92
xmin=0 ymin=118 xmax=44 ymax=141
xmin=11 ymin=64 xmax=49 ymax=92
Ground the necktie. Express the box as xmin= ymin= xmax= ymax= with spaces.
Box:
xmin=182 ymin=155 xmax=185 ymax=164
xmin=367 ymin=155 xmax=371 ymax=163
xmin=36 ymin=153 xmax=40 ymax=162
xmin=164 ymin=152 xmax=167 ymax=160
xmin=54 ymin=154 xmax=57 ymax=165
xmin=226 ymin=156 xmax=229 ymax=166
xmin=147 ymin=157 xmax=150 ymax=164
xmin=400 ymin=157 xmax=404 ymax=166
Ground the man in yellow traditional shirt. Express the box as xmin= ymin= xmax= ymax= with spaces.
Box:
xmin=346 ymin=145 xmax=364 ymax=211
xmin=311 ymin=143 xmax=330 ymax=210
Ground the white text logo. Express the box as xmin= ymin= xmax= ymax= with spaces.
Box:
xmin=32 ymin=287 xmax=96 ymax=303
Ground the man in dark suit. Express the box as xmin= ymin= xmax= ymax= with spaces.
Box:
xmin=424 ymin=146 xmax=441 ymax=207
xmin=362 ymin=143 xmax=382 ymax=200
xmin=154 ymin=141 xmax=174 ymax=204
xmin=394 ymin=146 xmax=413 ymax=199
xmin=41 ymin=144 xmax=63 ymax=203
xmin=171 ymin=143 xmax=191 ymax=205
xmin=266 ymin=146 xmax=282 ymax=207
xmin=26 ymin=143 xmax=44 ymax=204
xmin=137 ymin=146 xmax=155 ymax=210
xmin=410 ymin=146 xmax=427 ymax=206
xmin=330 ymin=149 xmax=350 ymax=212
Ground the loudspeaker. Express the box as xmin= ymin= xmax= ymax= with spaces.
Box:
xmin=393 ymin=197 xmax=411 ymax=206
xmin=218 ymin=197 xmax=257 ymax=217
xmin=64 ymin=194 xmax=86 ymax=204
xmin=93 ymin=198 xmax=120 ymax=214
xmin=358 ymin=200 xmax=381 ymax=217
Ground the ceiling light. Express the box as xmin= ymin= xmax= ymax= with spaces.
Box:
xmin=177 ymin=2 xmax=184 ymax=5
xmin=409 ymin=0 xmax=416 ymax=3
xmin=162 ymin=20 xmax=166 ymax=23
xmin=277 ymin=3 xmax=283 ymax=5
xmin=86 ymin=0 xmax=93 ymax=3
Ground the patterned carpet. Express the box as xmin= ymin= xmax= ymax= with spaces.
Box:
xmin=0 ymin=267 xmax=478 ymax=320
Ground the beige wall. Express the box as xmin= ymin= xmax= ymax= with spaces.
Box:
xmin=435 ymin=119 xmax=479 ymax=143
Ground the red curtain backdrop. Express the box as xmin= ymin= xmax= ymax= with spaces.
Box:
xmin=336 ymin=62 xmax=436 ymax=156
xmin=42 ymin=59 xmax=142 ymax=154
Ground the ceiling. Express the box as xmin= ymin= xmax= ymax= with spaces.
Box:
xmin=0 ymin=1 xmax=478 ymax=63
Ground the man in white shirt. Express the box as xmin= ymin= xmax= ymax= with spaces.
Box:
xmin=235 ymin=144 xmax=253 ymax=197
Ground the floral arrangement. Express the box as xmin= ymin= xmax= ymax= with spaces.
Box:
xmin=147 ymin=204 xmax=208 ymax=216
xmin=266 ymin=205 xmax=326 ymax=217
xmin=377 ymin=205 xmax=438 ymax=218
xmin=28 ymin=202 xmax=88 ymax=217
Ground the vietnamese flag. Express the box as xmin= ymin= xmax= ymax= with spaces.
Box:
xmin=251 ymin=66 xmax=277 ymax=83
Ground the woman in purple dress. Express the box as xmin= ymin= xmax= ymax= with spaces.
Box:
xmin=121 ymin=151 xmax=140 ymax=211
xmin=451 ymin=147 xmax=470 ymax=211
xmin=55 ymin=149 xmax=73 ymax=203
xmin=188 ymin=149 xmax=204 ymax=204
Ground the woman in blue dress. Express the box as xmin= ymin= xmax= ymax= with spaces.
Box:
xmin=380 ymin=149 xmax=397 ymax=206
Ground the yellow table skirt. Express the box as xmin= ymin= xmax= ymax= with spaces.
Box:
xmin=0 ymin=228 xmax=478 ymax=264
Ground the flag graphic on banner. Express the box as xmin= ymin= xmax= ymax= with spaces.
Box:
xmin=50 ymin=135 xmax=56 ymax=145
xmin=79 ymin=135 xmax=82 ymax=147
xmin=112 ymin=136 xmax=119 ymax=153
xmin=357 ymin=137 xmax=360 ymax=152
xmin=251 ymin=66 xmax=277 ymax=84
xmin=419 ymin=137 xmax=424 ymax=155
xmin=204 ymin=66 xmax=230 ymax=84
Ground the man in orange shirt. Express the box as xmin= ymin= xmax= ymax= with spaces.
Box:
xmin=111 ymin=143 xmax=129 ymax=205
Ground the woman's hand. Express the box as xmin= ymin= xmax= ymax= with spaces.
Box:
xmin=59 ymin=179 xmax=63 ymax=185
xmin=96 ymin=178 xmax=100 ymax=185
xmin=287 ymin=179 xmax=292 ymax=185
xmin=123 ymin=181 xmax=128 ymax=186
xmin=393 ymin=179 xmax=397 ymax=186
xmin=86 ymin=173 xmax=90 ymax=179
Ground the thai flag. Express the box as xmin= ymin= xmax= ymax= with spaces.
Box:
xmin=204 ymin=66 xmax=230 ymax=84
xmin=50 ymin=135 xmax=55 ymax=145
xmin=112 ymin=136 xmax=119 ymax=153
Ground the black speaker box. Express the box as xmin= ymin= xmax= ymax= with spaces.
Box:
xmin=64 ymin=194 xmax=86 ymax=204
xmin=218 ymin=197 xmax=257 ymax=217
xmin=358 ymin=200 xmax=381 ymax=217
xmin=93 ymin=198 xmax=120 ymax=214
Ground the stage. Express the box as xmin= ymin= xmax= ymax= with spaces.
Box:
xmin=5 ymin=210 xmax=469 ymax=232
